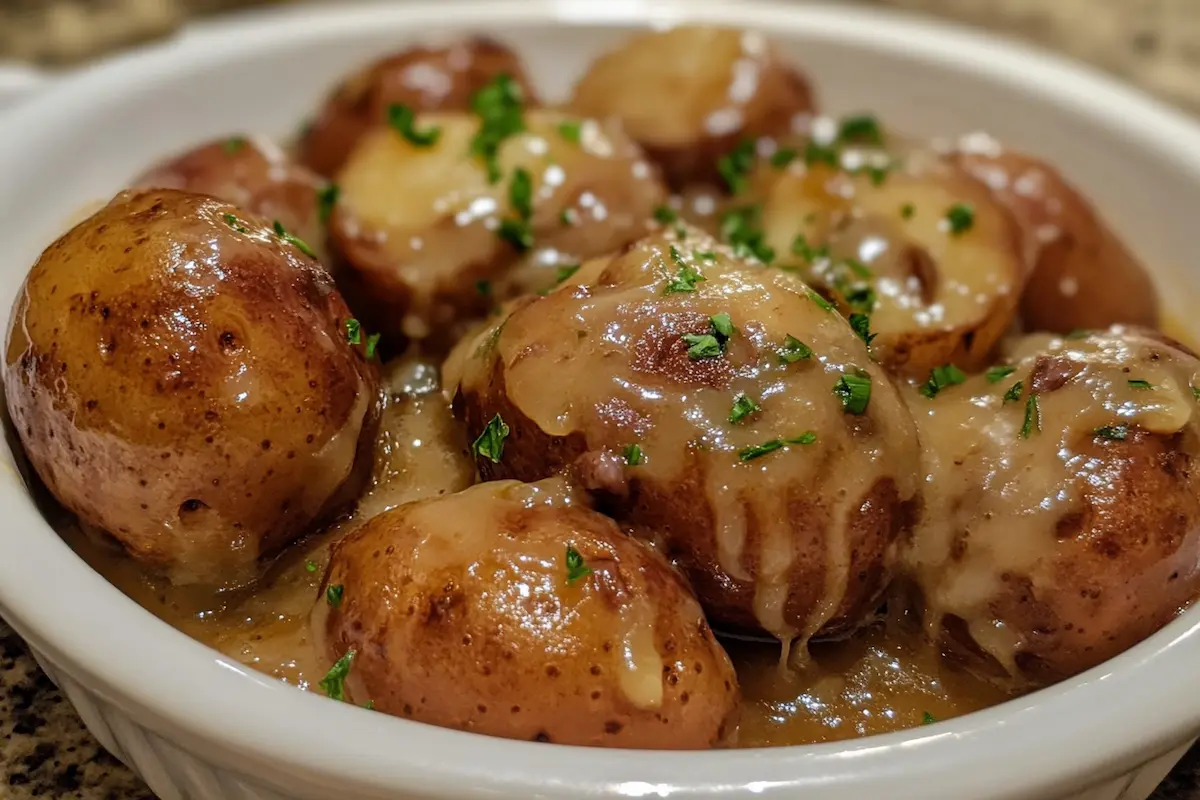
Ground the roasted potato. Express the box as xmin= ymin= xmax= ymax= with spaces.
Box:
xmin=568 ymin=26 xmax=816 ymax=189
xmin=312 ymin=478 xmax=740 ymax=748
xmin=900 ymin=327 xmax=1200 ymax=686
xmin=953 ymin=140 xmax=1159 ymax=333
xmin=754 ymin=148 xmax=1027 ymax=377
xmin=298 ymin=37 xmax=539 ymax=178
xmin=4 ymin=189 xmax=381 ymax=587
xmin=133 ymin=135 xmax=331 ymax=266
xmin=329 ymin=108 xmax=666 ymax=352
xmin=449 ymin=226 xmax=921 ymax=645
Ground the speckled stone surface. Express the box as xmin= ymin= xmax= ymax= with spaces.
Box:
xmin=3 ymin=1 xmax=1200 ymax=798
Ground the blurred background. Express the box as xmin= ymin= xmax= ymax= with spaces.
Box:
xmin=1 ymin=0 xmax=1200 ymax=113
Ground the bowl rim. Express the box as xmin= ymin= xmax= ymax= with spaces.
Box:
xmin=2 ymin=1 xmax=1200 ymax=798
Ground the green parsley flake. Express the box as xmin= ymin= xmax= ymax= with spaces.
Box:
xmin=694 ymin=250 xmax=717 ymax=261
xmin=365 ymin=333 xmax=381 ymax=361
xmin=317 ymin=183 xmax=340 ymax=225
xmin=1003 ymin=380 xmax=1024 ymax=404
xmin=717 ymin=139 xmax=757 ymax=194
xmin=1128 ymin=379 xmax=1154 ymax=390
xmin=472 ymin=414 xmax=510 ymax=463
xmin=838 ymin=114 xmax=883 ymax=145
xmin=791 ymin=233 xmax=830 ymax=263
xmin=345 ymin=318 xmax=362 ymax=345
xmin=720 ymin=205 xmax=774 ymax=264
xmin=788 ymin=431 xmax=817 ymax=446
xmin=326 ymin=584 xmax=344 ymax=608
xmin=1065 ymin=329 xmax=1092 ymax=340
xmin=319 ymin=650 xmax=355 ymax=701
xmin=1192 ymin=385 xmax=1200 ymax=400
xmin=498 ymin=218 xmax=533 ymax=251
xmin=623 ymin=444 xmax=643 ymax=466
xmin=770 ymin=147 xmax=798 ymax=168
xmin=863 ymin=164 xmax=891 ymax=186
xmin=1094 ymin=424 xmax=1128 ymax=441
xmin=807 ymin=288 xmax=835 ymax=312
xmin=654 ymin=205 xmax=678 ymax=224
xmin=985 ymin=365 xmax=1016 ymax=383
xmin=728 ymin=394 xmax=761 ymax=424
xmin=944 ymin=203 xmax=975 ymax=236
xmin=509 ymin=167 xmax=533 ymax=220
xmin=557 ymin=120 xmax=583 ymax=143
xmin=738 ymin=432 xmax=816 ymax=462
xmin=305 ymin=560 xmax=319 ymax=573
xmin=779 ymin=334 xmax=813 ymax=363
xmin=469 ymin=74 xmax=526 ymax=184
xmin=1020 ymin=394 xmax=1041 ymax=439
xmin=560 ymin=208 xmax=578 ymax=226
xmin=222 ymin=136 xmax=247 ymax=154
xmin=683 ymin=333 xmax=722 ymax=360
xmin=901 ymin=203 xmax=915 ymax=220
xmin=387 ymin=103 xmax=441 ymax=147
xmin=804 ymin=140 xmax=839 ymax=168
xmin=919 ymin=364 xmax=967 ymax=399
xmin=710 ymin=313 xmax=735 ymax=340
xmin=565 ymin=545 xmax=592 ymax=585
xmin=222 ymin=212 xmax=247 ymax=233
xmin=834 ymin=372 xmax=872 ymax=415
xmin=273 ymin=220 xmax=317 ymax=259
xmin=849 ymin=313 xmax=876 ymax=346
xmin=921 ymin=711 xmax=936 ymax=726
xmin=664 ymin=247 xmax=705 ymax=294
xmin=844 ymin=285 xmax=877 ymax=314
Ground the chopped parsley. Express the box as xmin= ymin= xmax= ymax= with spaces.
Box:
xmin=779 ymin=334 xmax=813 ymax=363
xmin=844 ymin=284 xmax=877 ymax=315
xmin=623 ymin=444 xmax=643 ymax=466
xmin=728 ymin=394 xmax=761 ymax=424
xmin=694 ymin=250 xmax=717 ymax=261
xmin=365 ymin=333 xmax=381 ymax=361
xmin=468 ymin=74 xmax=526 ymax=183
xmin=788 ymin=431 xmax=817 ymax=446
xmin=838 ymin=114 xmax=883 ymax=145
xmin=222 ymin=212 xmax=247 ymax=233
xmin=862 ymin=164 xmax=891 ymax=186
xmin=683 ymin=333 xmax=722 ymax=360
xmin=664 ymin=247 xmax=706 ymax=294
xmin=710 ymin=313 xmax=735 ymax=340
xmin=654 ymin=205 xmax=678 ymax=224
xmin=553 ymin=263 xmax=580 ymax=285
xmin=509 ymin=167 xmax=533 ymax=219
xmin=565 ymin=545 xmax=592 ymax=585
xmin=1128 ymin=379 xmax=1154 ymax=390
xmin=317 ymin=183 xmax=339 ymax=225
xmin=345 ymin=318 xmax=362 ymax=345
xmin=1192 ymin=385 xmax=1200 ymax=400
xmin=475 ymin=279 xmax=492 ymax=299
xmin=557 ymin=120 xmax=583 ymax=143
xmin=717 ymin=139 xmax=756 ymax=194
xmin=472 ymin=414 xmax=510 ymax=463
xmin=319 ymin=650 xmax=355 ymax=701
xmin=720 ymin=205 xmax=774 ymax=264
xmin=791 ymin=233 xmax=830 ymax=264
xmin=901 ymin=203 xmax=915 ymax=220
xmin=387 ymin=103 xmax=441 ymax=147
xmin=273 ymin=220 xmax=317 ymax=259
xmin=849 ymin=313 xmax=876 ymax=346
xmin=222 ymin=136 xmax=247 ymax=154
xmin=807 ymin=288 xmax=835 ymax=312
xmin=804 ymin=140 xmax=840 ymax=168
xmin=919 ymin=364 xmax=967 ymax=399
xmin=560 ymin=208 xmax=578 ymax=226
xmin=1020 ymin=394 xmax=1041 ymax=439
xmin=770 ymin=147 xmax=798 ymax=168
xmin=985 ymin=365 xmax=1016 ymax=383
xmin=1065 ymin=329 xmax=1092 ymax=340
xmin=944 ymin=203 xmax=975 ymax=236
xmin=738 ymin=432 xmax=817 ymax=462
xmin=1094 ymin=424 xmax=1128 ymax=441
xmin=921 ymin=711 xmax=936 ymax=726
xmin=304 ymin=560 xmax=319 ymax=573
xmin=326 ymin=584 xmax=344 ymax=608
xmin=834 ymin=371 xmax=872 ymax=415
xmin=498 ymin=219 xmax=533 ymax=251
xmin=1003 ymin=380 xmax=1024 ymax=404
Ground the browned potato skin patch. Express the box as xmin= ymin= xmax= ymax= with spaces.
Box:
xmin=4 ymin=189 xmax=381 ymax=587
xmin=133 ymin=137 xmax=330 ymax=267
xmin=298 ymin=38 xmax=539 ymax=178
xmin=569 ymin=26 xmax=815 ymax=189
xmin=941 ymin=428 xmax=1200 ymax=685
xmin=315 ymin=485 xmax=740 ymax=748
xmin=955 ymin=149 xmax=1159 ymax=333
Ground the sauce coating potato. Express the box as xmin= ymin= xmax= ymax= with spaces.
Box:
xmin=330 ymin=109 xmax=665 ymax=351
xmin=4 ymin=189 xmax=381 ymax=587
xmin=901 ymin=328 xmax=1200 ymax=686
xmin=449 ymin=226 xmax=921 ymax=648
xmin=569 ymin=26 xmax=816 ymax=189
xmin=313 ymin=478 xmax=740 ymax=748
xmin=298 ymin=38 xmax=539 ymax=178
xmin=953 ymin=137 xmax=1159 ymax=334
xmin=133 ymin=135 xmax=331 ymax=267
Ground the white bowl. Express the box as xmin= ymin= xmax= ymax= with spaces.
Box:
xmin=2 ymin=2 xmax=1200 ymax=799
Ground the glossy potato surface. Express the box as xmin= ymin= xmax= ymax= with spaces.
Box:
xmin=4 ymin=190 xmax=381 ymax=587
xmin=133 ymin=135 xmax=331 ymax=266
xmin=569 ymin=26 xmax=815 ymax=189
xmin=299 ymin=37 xmax=539 ymax=178
xmin=313 ymin=478 xmax=740 ymax=748
xmin=330 ymin=109 xmax=665 ymax=351
xmin=902 ymin=328 xmax=1200 ymax=686
xmin=954 ymin=143 xmax=1159 ymax=333
xmin=449 ymin=227 xmax=921 ymax=644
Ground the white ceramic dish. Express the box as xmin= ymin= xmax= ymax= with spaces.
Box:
xmin=2 ymin=2 xmax=1200 ymax=799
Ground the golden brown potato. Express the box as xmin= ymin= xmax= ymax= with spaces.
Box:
xmin=298 ymin=38 xmax=539 ymax=178
xmin=4 ymin=189 xmax=381 ymax=587
xmin=568 ymin=26 xmax=815 ymax=189
xmin=900 ymin=327 xmax=1200 ymax=686
xmin=754 ymin=149 xmax=1027 ymax=377
xmin=448 ymin=226 xmax=921 ymax=646
xmin=329 ymin=109 xmax=666 ymax=352
xmin=133 ymin=135 xmax=331 ymax=266
xmin=312 ymin=478 xmax=739 ymax=748
xmin=953 ymin=140 xmax=1159 ymax=334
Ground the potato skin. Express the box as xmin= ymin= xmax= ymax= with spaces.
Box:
xmin=299 ymin=38 xmax=539 ymax=178
xmin=568 ymin=26 xmax=815 ymax=189
xmin=4 ymin=189 xmax=381 ymax=587
xmin=954 ymin=146 xmax=1158 ymax=333
xmin=313 ymin=479 xmax=739 ymax=748
xmin=450 ymin=227 xmax=921 ymax=643
xmin=901 ymin=328 xmax=1200 ymax=686
xmin=133 ymin=136 xmax=330 ymax=266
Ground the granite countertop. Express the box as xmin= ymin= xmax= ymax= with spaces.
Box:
xmin=3 ymin=1 xmax=1200 ymax=798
